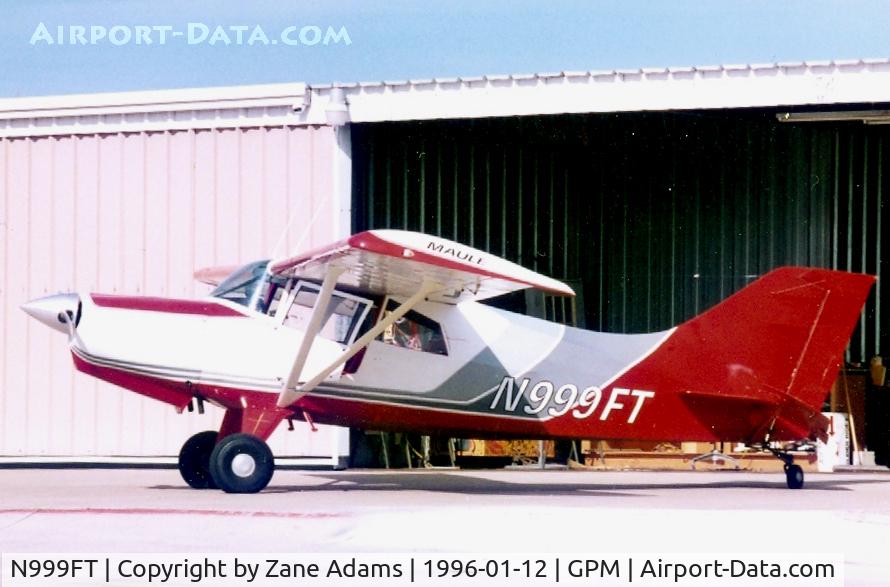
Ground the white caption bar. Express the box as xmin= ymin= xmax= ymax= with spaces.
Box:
xmin=1 ymin=553 xmax=843 ymax=586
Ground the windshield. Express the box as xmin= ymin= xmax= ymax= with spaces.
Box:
xmin=210 ymin=260 xmax=271 ymax=309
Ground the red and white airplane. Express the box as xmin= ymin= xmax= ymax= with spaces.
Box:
xmin=22 ymin=230 xmax=875 ymax=493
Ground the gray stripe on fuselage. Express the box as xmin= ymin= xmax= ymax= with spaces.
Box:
xmin=317 ymin=346 xmax=511 ymax=405
xmin=435 ymin=346 xmax=510 ymax=399
xmin=521 ymin=326 xmax=670 ymax=390
xmin=312 ymin=326 xmax=673 ymax=420
xmin=74 ymin=323 xmax=673 ymax=422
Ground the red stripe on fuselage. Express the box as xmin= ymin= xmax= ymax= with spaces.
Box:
xmin=68 ymin=347 xmax=778 ymax=443
xmin=294 ymin=393 xmax=768 ymax=443
xmin=70 ymin=349 xmax=287 ymax=416
xmin=90 ymin=294 xmax=247 ymax=317
xmin=67 ymin=347 xmax=769 ymax=444
xmin=71 ymin=350 xmax=194 ymax=410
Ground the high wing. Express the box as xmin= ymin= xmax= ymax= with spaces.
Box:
xmin=270 ymin=229 xmax=574 ymax=408
xmin=269 ymin=229 xmax=575 ymax=303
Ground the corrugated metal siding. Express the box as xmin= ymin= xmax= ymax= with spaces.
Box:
xmin=0 ymin=125 xmax=343 ymax=456
xmin=352 ymin=113 xmax=889 ymax=362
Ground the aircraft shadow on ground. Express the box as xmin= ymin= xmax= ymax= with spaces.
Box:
xmin=151 ymin=472 xmax=890 ymax=496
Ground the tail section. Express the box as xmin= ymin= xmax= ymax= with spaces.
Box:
xmin=621 ymin=267 xmax=875 ymax=442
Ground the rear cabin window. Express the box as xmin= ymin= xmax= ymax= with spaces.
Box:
xmin=378 ymin=299 xmax=448 ymax=355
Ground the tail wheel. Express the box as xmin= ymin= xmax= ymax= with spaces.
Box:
xmin=209 ymin=433 xmax=275 ymax=494
xmin=178 ymin=431 xmax=219 ymax=489
xmin=785 ymin=464 xmax=804 ymax=489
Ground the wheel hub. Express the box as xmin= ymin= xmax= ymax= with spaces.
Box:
xmin=231 ymin=453 xmax=257 ymax=478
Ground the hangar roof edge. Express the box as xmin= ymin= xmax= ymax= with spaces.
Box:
xmin=2 ymin=58 xmax=890 ymax=137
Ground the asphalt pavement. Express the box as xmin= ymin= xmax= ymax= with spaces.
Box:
xmin=1 ymin=468 xmax=888 ymax=585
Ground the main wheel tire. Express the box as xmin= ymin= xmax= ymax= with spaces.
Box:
xmin=178 ymin=430 xmax=219 ymax=489
xmin=209 ymin=433 xmax=274 ymax=494
xmin=785 ymin=464 xmax=804 ymax=489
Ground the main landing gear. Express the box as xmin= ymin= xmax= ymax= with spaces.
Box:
xmin=178 ymin=430 xmax=275 ymax=493
xmin=178 ymin=405 xmax=285 ymax=493
xmin=178 ymin=431 xmax=218 ymax=489
xmin=209 ymin=433 xmax=275 ymax=494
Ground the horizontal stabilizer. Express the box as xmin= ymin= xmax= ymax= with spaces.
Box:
xmin=680 ymin=388 xmax=830 ymax=443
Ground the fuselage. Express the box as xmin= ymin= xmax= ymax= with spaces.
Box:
xmin=48 ymin=285 xmax=740 ymax=444
xmin=21 ymin=224 xmax=876 ymax=494
xmin=28 ymin=261 xmax=877 ymax=447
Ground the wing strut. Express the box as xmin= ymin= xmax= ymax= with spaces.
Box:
xmin=277 ymin=266 xmax=345 ymax=408
xmin=277 ymin=279 xmax=440 ymax=408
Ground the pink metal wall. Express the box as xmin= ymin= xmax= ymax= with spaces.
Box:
xmin=0 ymin=125 xmax=343 ymax=457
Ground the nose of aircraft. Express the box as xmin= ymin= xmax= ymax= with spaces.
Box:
xmin=20 ymin=293 xmax=81 ymax=334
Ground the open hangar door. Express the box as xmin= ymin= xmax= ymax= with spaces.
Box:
xmin=350 ymin=109 xmax=890 ymax=466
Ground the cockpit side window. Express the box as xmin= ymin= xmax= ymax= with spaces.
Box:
xmin=282 ymin=281 xmax=372 ymax=345
xmin=378 ymin=299 xmax=448 ymax=355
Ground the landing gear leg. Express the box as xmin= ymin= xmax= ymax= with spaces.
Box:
xmin=767 ymin=446 xmax=804 ymax=489
xmin=178 ymin=430 xmax=219 ymax=489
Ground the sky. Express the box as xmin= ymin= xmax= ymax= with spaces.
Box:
xmin=1 ymin=0 xmax=889 ymax=98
